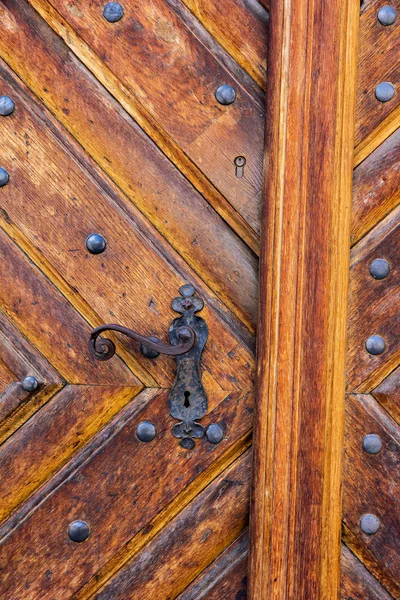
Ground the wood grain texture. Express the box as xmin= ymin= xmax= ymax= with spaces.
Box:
xmin=29 ymin=0 xmax=265 ymax=237
xmin=343 ymin=394 xmax=400 ymax=599
xmin=0 ymin=1 xmax=259 ymax=331
xmin=0 ymin=390 xmax=253 ymax=599
xmin=180 ymin=0 xmax=269 ymax=90
xmin=248 ymin=0 xmax=359 ymax=597
xmin=0 ymin=384 xmax=141 ymax=522
xmin=341 ymin=543 xmax=395 ymax=600
xmin=352 ymin=128 xmax=400 ymax=245
xmin=94 ymin=451 xmax=251 ymax=600
xmin=348 ymin=205 xmax=400 ymax=391
xmin=373 ymin=365 xmax=400 ymax=423
xmin=356 ymin=0 xmax=400 ymax=146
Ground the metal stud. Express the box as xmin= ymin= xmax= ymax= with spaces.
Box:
xmin=363 ymin=434 xmax=383 ymax=454
xmin=366 ymin=335 xmax=386 ymax=355
xmin=136 ymin=421 xmax=156 ymax=442
xmin=206 ymin=423 xmax=224 ymax=444
xmin=22 ymin=376 xmax=39 ymax=392
xmin=86 ymin=233 xmax=106 ymax=254
xmin=215 ymin=84 xmax=236 ymax=105
xmin=360 ymin=514 xmax=380 ymax=535
xmin=0 ymin=167 xmax=9 ymax=187
xmin=103 ymin=2 xmax=124 ymax=22
xmin=140 ymin=336 xmax=161 ymax=359
xmin=0 ymin=96 xmax=15 ymax=116
xmin=377 ymin=5 xmax=397 ymax=25
xmin=370 ymin=258 xmax=390 ymax=280
xmin=68 ymin=520 xmax=89 ymax=543
xmin=375 ymin=82 xmax=395 ymax=102
xmin=180 ymin=437 xmax=195 ymax=449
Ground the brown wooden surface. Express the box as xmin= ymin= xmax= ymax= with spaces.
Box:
xmin=248 ymin=0 xmax=359 ymax=597
xmin=0 ymin=0 xmax=398 ymax=598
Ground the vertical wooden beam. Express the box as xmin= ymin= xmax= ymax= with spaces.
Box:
xmin=248 ymin=1 xmax=359 ymax=598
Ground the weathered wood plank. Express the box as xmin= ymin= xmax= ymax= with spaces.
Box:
xmin=38 ymin=0 xmax=264 ymax=232
xmin=179 ymin=0 xmax=268 ymax=90
xmin=0 ymin=1 xmax=259 ymax=331
xmin=248 ymin=0 xmax=359 ymax=597
xmin=343 ymin=394 xmax=400 ymax=598
xmin=0 ymin=384 xmax=141 ymax=522
xmin=341 ymin=544 xmax=395 ymax=600
xmin=373 ymin=366 xmax=400 ymax=424
xmin=348 ymin=206 xmax=400 ymax=391
xmin=0 ymin=390 xmax=253 ymax=599
xmin=352 ymin=128 xmax=400 ymax=245
xmin=0 ymin=229 xmax=137 ymax=385
xmin=356 ymin=0 xmax=400 ymax=147
xmin=94 ymin=451 xmax=251 ymax=600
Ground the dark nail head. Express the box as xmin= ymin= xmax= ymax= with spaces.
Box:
xmin=363 ymin=434 xmax=382 ymax=454
xmin=370 ymin=258 xmax=390 ymax=279
xmin=215 ymin=84 xmax=236 ymax=105
xmin=86 ymin=233 xmax=106 ymax=254
xmin=375 ymin=82 xmax=395 ymax=102
xmin=103 ymin=2 xmax=124 ymax=22
xmin=0 ymin=167 xmax=9 ymax=187
xmin=22 ymin=376 xmax=39 ymax=392
xmin=377 ymin=6 xmax=397 ymax=25
xmin=206 ymin=423 xmax=224 ymax=444
xmin=136 ymin=421 xmax=156 ymax=442
xmin=0 ymin=96 xmax=15 ymax=116
xmin=360 ymin=514 xmax=380 ymax=535
xmin=140 ymin=336 xmax=160 ymax=359
xmin=366 ymin=335 xmax=386 ymax=355
xmin=68 ymin=520 xmax=89 ymax=542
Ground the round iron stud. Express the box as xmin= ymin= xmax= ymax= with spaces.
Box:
xmin=366 ymin=335 xmax=386 ymax=355
xmin=363 ymin=434 xmax=383 ymax=454
xmin=206 ymin=423 xmax=224 ymax=444
xmin=86 ymin=233 xmax=106 ymax=254
xmin=180 ymin=437 xmax=195 ymax=449
xmin=68 ymin=520 xmax=89 ymax=543
xmin=140 ymin=336 xmax=160 ymax=359
xmin=370 ymin=258 xmax=390 ymax=280
xmin=0 ymin=167 xmax=9 ymax=187
xmin=375 ymin=82 xmax=395 ymax=102
xmin=360 ymin=514 xmax=380 ymax=535
xmin=136 ymin=421 xmax=156 ymax=442
xmin=0 ymin=96 xmax=15 ymax=116
xmin=377 ymin=5 xmax=397 ymax=25
xmin=22 ymin=376 xmax=39 ymax=392
xmin=103 ymin=2 xmax=124 ymax=22
xmin=215 ymin=84 xmax=236 ymax=105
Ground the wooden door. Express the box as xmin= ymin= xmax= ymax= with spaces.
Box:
xmin=0 ymin=2 xmax=398 ymax=600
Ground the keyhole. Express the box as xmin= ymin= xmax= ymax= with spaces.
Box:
xmin=234 ymin=156 xmax=246 ymax=178
xmin=184 ymin=391 xmax=191 ymax=408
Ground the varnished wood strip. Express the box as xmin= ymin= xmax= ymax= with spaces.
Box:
xmin=355 ymin=0 xmax=400 ymax=147
xmin=0 ymin=229 xmax=137 ymax=385
xmin=0 ymin=384 xmax=141 ymax=522
xmin=248 ymin=0 xmax=359 ymax=597
xmin=352 ymin=128 xmax=400 ymax=245
xmin=343 ymin=394 xmax=400 ymax=598
xmin=353 ymin=104 xmax=400 ymax=167
xmin=0 ymin=1 xmax=259 ymax=331
xmin=27 ymin=0 xmax=261 ymax=249
xmin=348 ymin=205 xmax=400 ymax=392
xmin=0 ymin=58 xmax=255 ymax=394
xmin=93 ymin=452 xmax=251 ymax=599
xmin=179 ymin=0 xmax=269 ymax=90
xmin=0 ymin=390 xmax=252 ymax=599
xmin=177 ymin=531 xmax=249 ymax=600
xmin=373 ymin=365 xmax=400 ymax=424
xmin=341 ymin=544 xmax=395 ymax=600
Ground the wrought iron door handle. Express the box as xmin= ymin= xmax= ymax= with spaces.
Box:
xmin=88 ymin=284 xmax=223 ymax=448
xmin=88 ymin=323 xmax=195 ymax=361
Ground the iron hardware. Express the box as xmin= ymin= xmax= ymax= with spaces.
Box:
xmin=89 ymin=285 xmax=222 ymax=448
xmin=86 ymin=233 xmax=107 ymax=255
xmin=360 ymin=514 xmax=380 ymax=535
xmin=68 ymin=521 xmax=89 ymax=543
xmin=0 ymin=168 xmax=9 ymax=187
xmin=377 ymin=5 xmax=397 ymax=25
xmin=365 ymin=335 xmax=386 ymax=355
xmin=103 ymin=2 xmax=124 ymax=22
xmin=369 ymin=258 xmax=390 ymax=280
xmin=234 ymin=156 xmax=246 ymax=178
xmin=215 ymin=84 xmax=236 ymax=105
xmin=375 ymin=82 xmax=395 ymax=103
xmin=22 ymin=376 xmax=39 ymax=392
xmin=0 ymin=96 xmax=15 ymax=116
xmin=363 ymin=434 xmax=382 ymax=455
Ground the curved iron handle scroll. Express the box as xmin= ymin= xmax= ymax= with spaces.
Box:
xmin=88 ymin=323 xmax=196 ymax=361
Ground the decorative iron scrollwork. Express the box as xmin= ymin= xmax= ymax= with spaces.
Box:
xmin=88 ymin=285 xmax=223 ymax=448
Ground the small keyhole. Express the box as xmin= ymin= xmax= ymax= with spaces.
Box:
xmin=234 ymin=156 xmax=246 ymax=178
xmin=184 ymin=391 xmax=191 ymax=408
